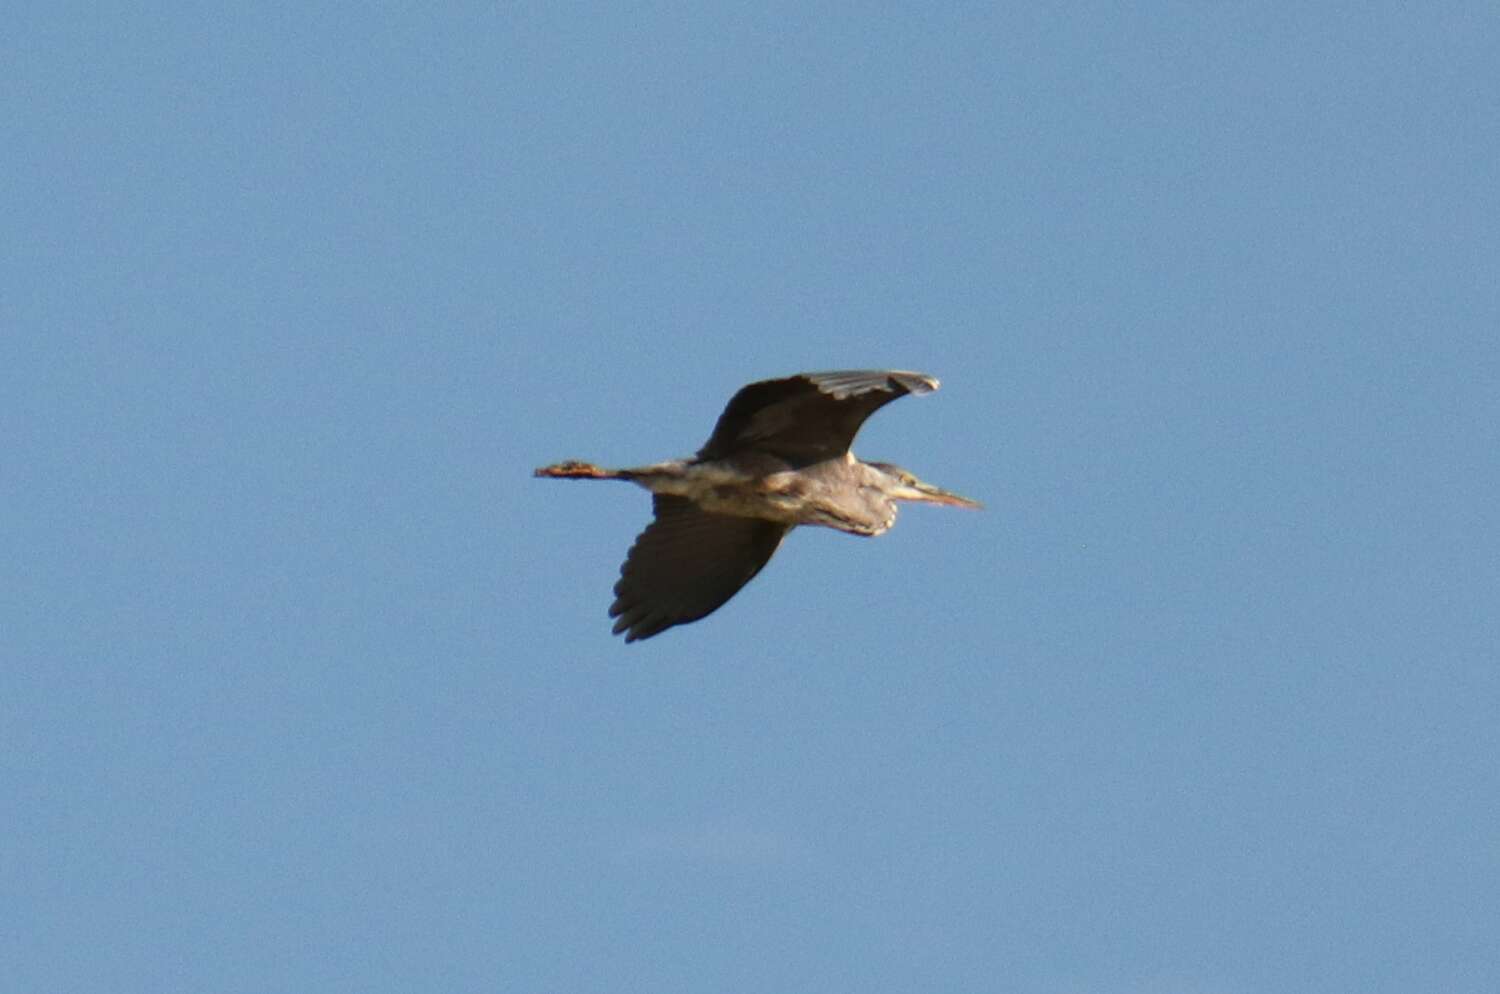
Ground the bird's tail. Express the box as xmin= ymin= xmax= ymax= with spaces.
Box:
xmin=533 ymin=460 xmax=631 ymax=480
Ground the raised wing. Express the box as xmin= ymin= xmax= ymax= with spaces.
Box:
xmin=609 ymin=495 xmax=790 ymax=642
xmin=696 ymin=370 xmax=939 ymax=466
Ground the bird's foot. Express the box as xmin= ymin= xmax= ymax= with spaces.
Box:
xmin=534 ymin=460 xmax=615 ymax=479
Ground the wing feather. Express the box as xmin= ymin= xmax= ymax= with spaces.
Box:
xmin=696 ymin=369 xmax=938 ymax=466
xmin=609 ymin=496 xmax=790 ymax=642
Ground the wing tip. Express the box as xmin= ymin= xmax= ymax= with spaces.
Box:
xmin=609 ymin=595 xmax=669 ymax=642
xmin=890 ymin=370 xmax=940 ymax=394
xmin=803 ymin=369 xmax=940 ymax=398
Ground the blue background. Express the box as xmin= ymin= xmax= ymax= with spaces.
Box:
xmin=6 ymin=5 xmax=1497 ymax=992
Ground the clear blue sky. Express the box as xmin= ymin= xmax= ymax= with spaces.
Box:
xmin=6 ymin=5 xmax=1498 ymax=993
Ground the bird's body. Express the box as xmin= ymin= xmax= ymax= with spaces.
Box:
xmin=536 ymin=370 xmax=979 ymax=641
xmin=553 ymin=453 xmax=912 ymax=534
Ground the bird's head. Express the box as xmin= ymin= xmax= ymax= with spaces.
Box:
xmin=866 ymin=462 xmax=982 ymax=509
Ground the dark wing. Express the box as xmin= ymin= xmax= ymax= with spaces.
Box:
xmin=696 ymin=370 xmax=939 ymax=466
xmin=609 ymin=495 xmax=790 ymax=642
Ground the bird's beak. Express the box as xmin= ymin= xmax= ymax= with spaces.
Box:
xmin=905 ymin=479 xmax=983 ymax=509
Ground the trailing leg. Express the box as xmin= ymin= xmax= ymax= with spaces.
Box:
xmin=533 ymin=460 xmax=630 ymax=480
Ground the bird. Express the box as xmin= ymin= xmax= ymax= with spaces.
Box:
xmin=535 ymin=369 xmax=980 ymax=642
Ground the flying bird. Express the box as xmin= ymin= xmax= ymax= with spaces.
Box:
xmin=535 ymin=369 xmax=980 ymax=641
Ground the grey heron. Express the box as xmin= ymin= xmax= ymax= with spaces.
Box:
xmin=535 ymin=369 xmax=980 ymax=641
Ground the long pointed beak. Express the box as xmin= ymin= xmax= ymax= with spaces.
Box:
xmin=907 ymin=479 xmax=983 ymax=509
